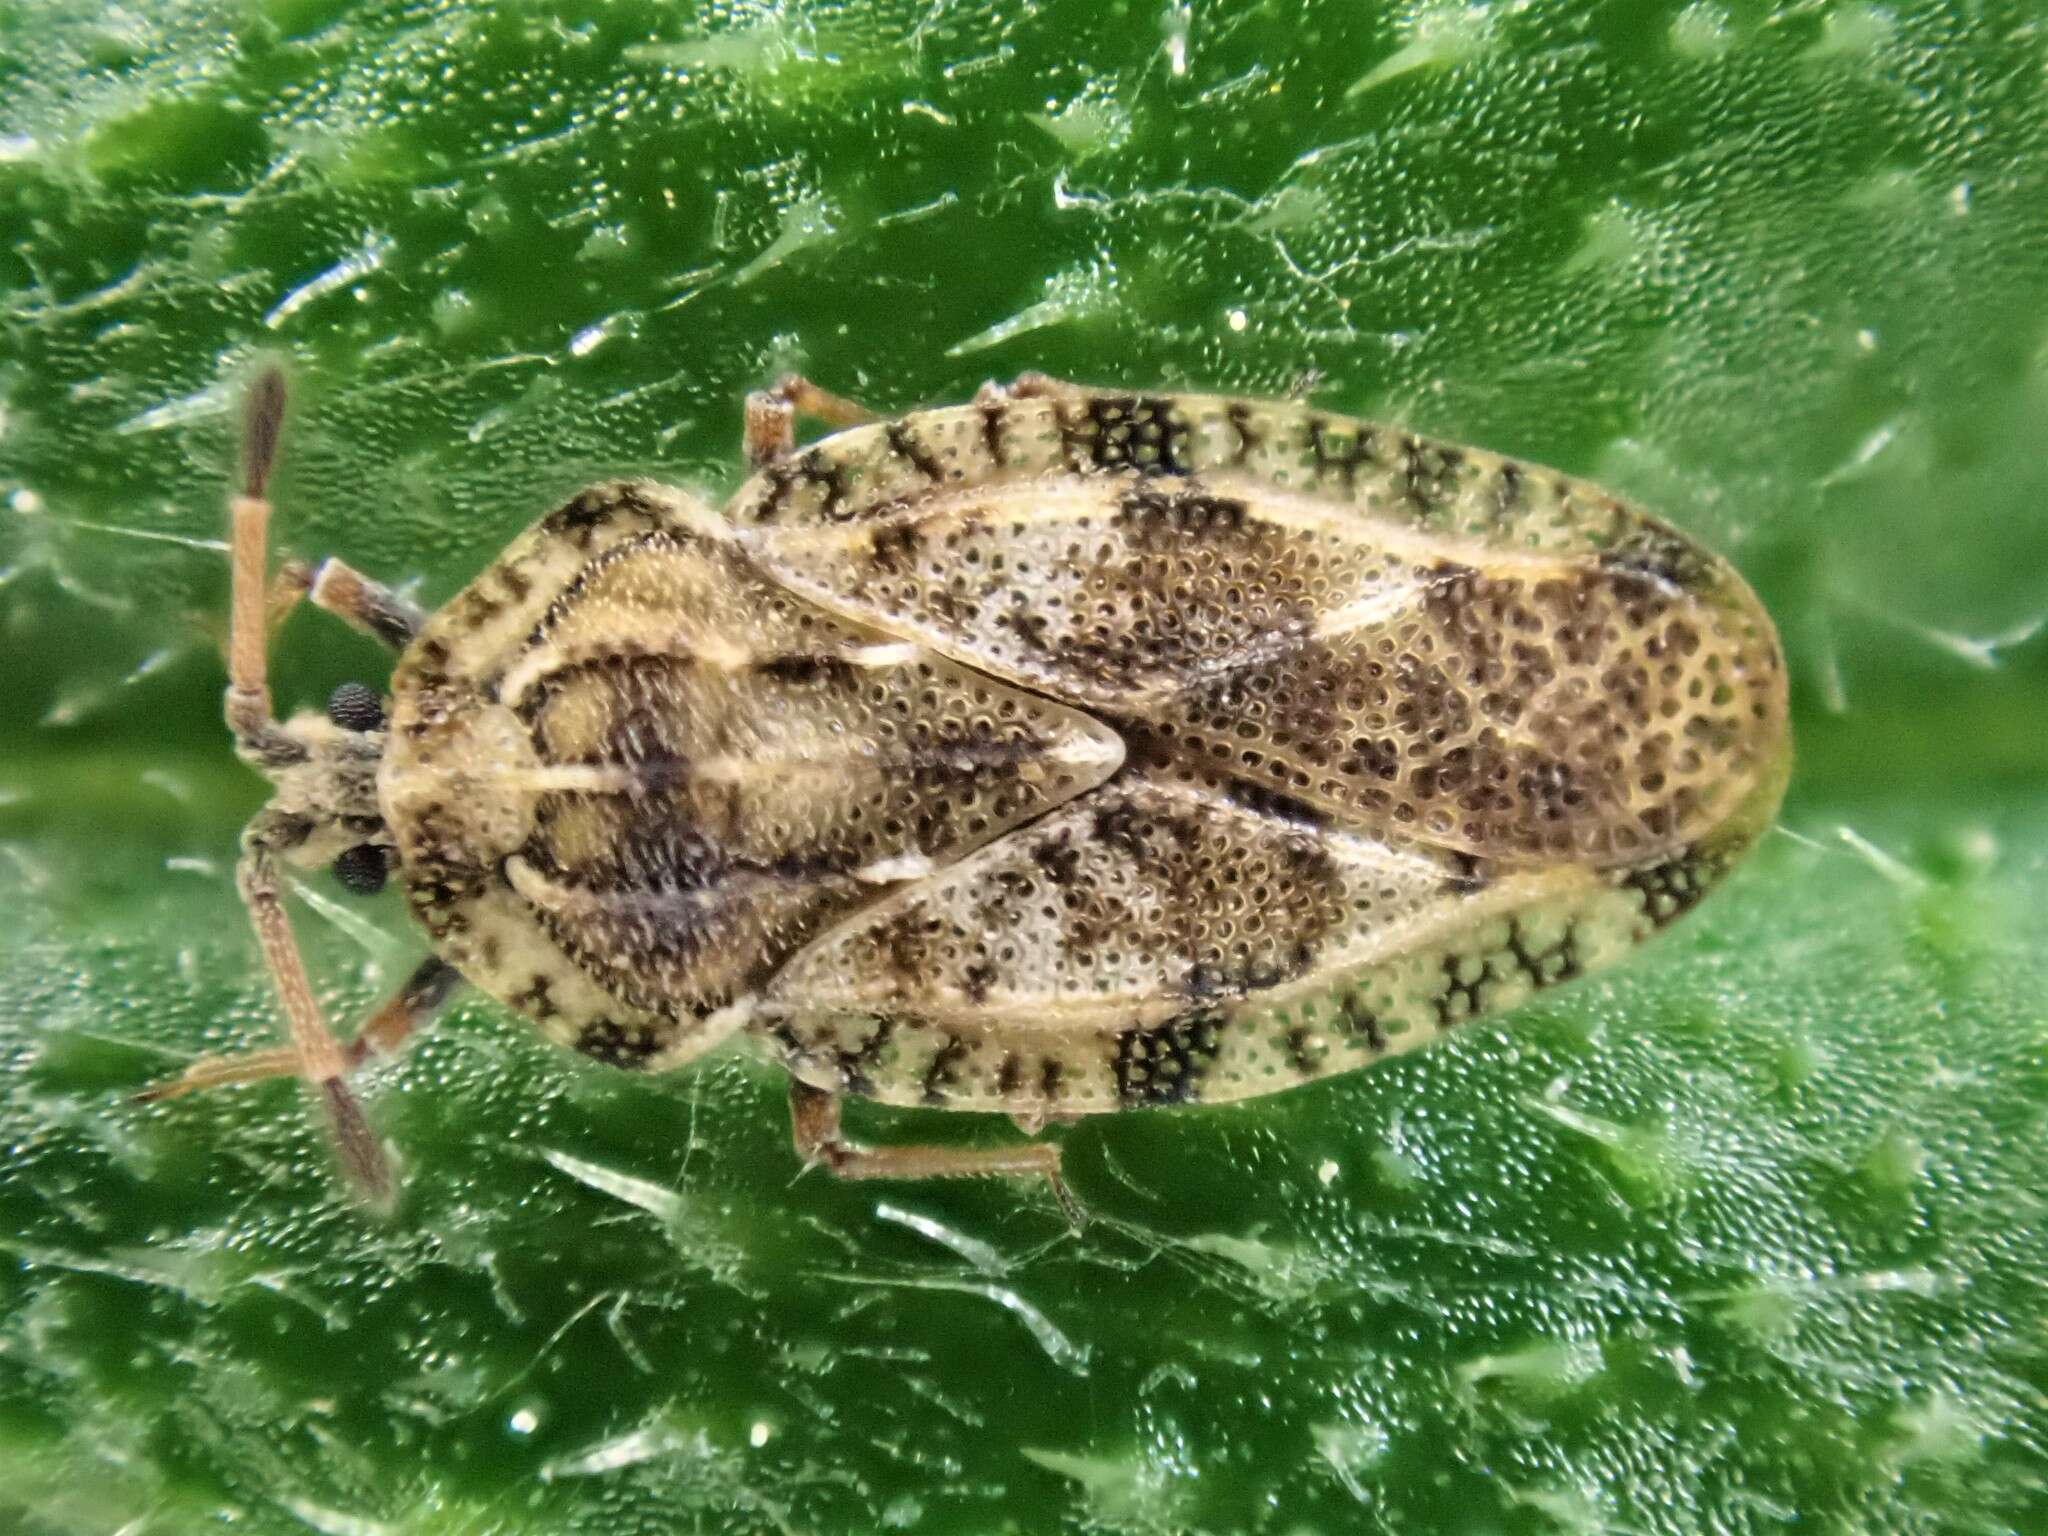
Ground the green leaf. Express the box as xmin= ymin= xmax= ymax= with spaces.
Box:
xmin=3 ymin=2 xmax=2046 ymax=1533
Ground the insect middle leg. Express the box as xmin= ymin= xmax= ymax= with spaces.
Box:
xmin=744 ymin=374 xmax=881 ymax=466
xmin=141 ymin=956 xmax=463 ymax=1102
xmin=787 ymin=1080 xmax=1079 ymax=1223
xmin=256 ymin=556 xmax=424 ymax=654
xmin=302 ymin=558 xmax=426 ymax=651
xmin=974 ymin=371 xmax=1088 ymax=404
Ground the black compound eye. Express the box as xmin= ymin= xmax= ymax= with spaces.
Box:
xmin=326 ymin=682 xmax=386 ymax=733
xmin=333 ymin=844 xmax=389 ymax=895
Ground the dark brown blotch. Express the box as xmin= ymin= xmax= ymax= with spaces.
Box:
xmin=832 ymin=1016 xmax=897 ymax=1097
xmin=409 ymin=636 xmax=454 ymax=688
xmin=1032 ymin=833 xmax=1082 ymax=886
xmin=1039 ymin=1057 xmax=1066 ymax=1104
xmin=869 ymin=521 xmax=924 ymax=574
xmin=1337 ymin=993 xmax=1388 ymax=1052
xmin=1494 ymin=460 xmax=1525 ymax=518
xmin=545 ymin=489 xmax=618 ymax=545
xmin=507 ymin=972 xmax=558 ymax=1023
xmin=1226 ymin=402 xmax=1262 ymax=466
xmin=886 ymin=421 xmax=944 ymax=482
xmin=757 ymin=652 xmax=860 ymax=687
xmin=979 ymin=400 xmax=1011 ymax=467
xmin=1061 ymin=395 xmax=1191 ymax=476
xmin=1504 ymin=917 xmax=1582 ymax=989
xmin=757 ymin=462 xmax=797 ymax=523
xmin=400 ymin=842 xmax=490 ymax=941
xmin=962 ymin=961 xmax=998 ymax=1005
xmin=882 ymin=913 xmax=935 ymax=984
xmin=1285 ymin=1025 xmax=1328 ymax=1077
xmin=1432 ymin=953 xmax=1489 ymax=1029
xmin=922 ymin=1033 xmax=971 ymax=1105
xmin=1305 ymin=416 xmax=1377 ymax=488
xmin=496 ymin=563 xmax=533 ymax=604
xmin=1091 ymin=798 xmax=1148 ymax=859
xmin=1619 ymin=847 xmax=1719 ymax=928
xmin=1443 ymin=851 xmax=1492 ymax=896
xmin=1341 ymin=734 xmax=1402 ymax=782
xmin=575 ymin=1017 xmax=669 ymax=1069
xmin=798 ymin=449 xmax=852 ymax=521
xmin=999 ymin=604 xmax=1052 ymax=652
xmin=1396 ymin=435 xmax=1464 ymax=517
xmin=1219 ymin=776 xmax=1331 ymax=832
xmin=1113 ymin=1008 xmax=1224 ymax=1106
xmin=1116 ymin=485 xmax=1249 ymax=540
xmin=1599 ymin=522 xmax=1713 ymax=593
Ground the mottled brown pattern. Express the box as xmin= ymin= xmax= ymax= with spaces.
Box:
xmin=387 ymin=499 xmax=1120 ymax=1071
xmin=1305 ymin=414 xmax=1377 ymax=488
xmin=1113 ymin=1009 xmax=1225 ymax=1105
xmin=762 ymin=775 xmax=1438 ymax=1042
xmin=358 ymin=392 xmax=1787 ymax=1111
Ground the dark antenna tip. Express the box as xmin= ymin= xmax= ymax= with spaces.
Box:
xmin=242 ymin=364 xmax=289 ymax=502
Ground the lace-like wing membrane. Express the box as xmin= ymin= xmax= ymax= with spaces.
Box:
xmin=390 ymin=396 xmax=1785 ymax=1103
xmin=723 ymin=393 xmax=1787 ymax=1109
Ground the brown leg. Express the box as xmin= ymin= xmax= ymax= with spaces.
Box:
xmin=215 ymin=367 xmax=425 ymax=1209
xmin=307 ymin=559 xmax=426 ymax=651
xmin=744 ymin=373 xmax=882 ymax=466
xmin=230 ymin=555 xmax=411 ymax=709
xmin=268 ymin=558 xmax=314 ymax=630
xmin=232 ymin=846 xmax=393 ymax=1205
xmin=1009 ymin=1107 xmax=1084 ymax=1135
xmin=140 ymin=956 xmax=462 ymax=1103
xmin=788 ymin=1080 xmax=1080 ymax=1224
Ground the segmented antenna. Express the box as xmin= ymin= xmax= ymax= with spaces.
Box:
xmin=228 ymin=367 xmax=290 ymax=718
xmin=242 ymin=364 xmax=289 ymax=502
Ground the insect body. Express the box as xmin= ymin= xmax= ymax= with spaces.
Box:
xmin=147 ymin=372 xmax=1790 ymax=1209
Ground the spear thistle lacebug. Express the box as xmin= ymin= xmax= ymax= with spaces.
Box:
xmin=141 ymin=369 xmax=1790 ymax=1212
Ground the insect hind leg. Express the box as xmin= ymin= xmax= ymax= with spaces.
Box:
xmin=744 ymin=373 xmax=881 ymax=466
xmin=787 ymin=1080 xmax=1080 ymax=1226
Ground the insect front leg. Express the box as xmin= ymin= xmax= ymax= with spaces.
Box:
xmin=140 ymin=956 xmax=462 ymax=1103
xmin=787 ymin=1080 xmax=1080 ymax=1225
xmin=225 ymin=844 xmax=394 ymax=1206
xmin=744 ymin=373 xmax=881 ymax=465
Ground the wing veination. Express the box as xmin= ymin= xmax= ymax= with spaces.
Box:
xmin=765 ymin=776 xmax=1450 ymax=1030
xmin=750 ymin=472 xmax=1784 ymax=869
xmin=746 ymin=472 xmax=1431 ymax=707
xmin=754 ymin=773 xmax=1644 ymax=1116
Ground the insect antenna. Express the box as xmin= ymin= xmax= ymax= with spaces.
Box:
xmin=224 ymin=365 xmax=397 ymax=1210
xmin=225 ymin=366 xmax=295 ymax=758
